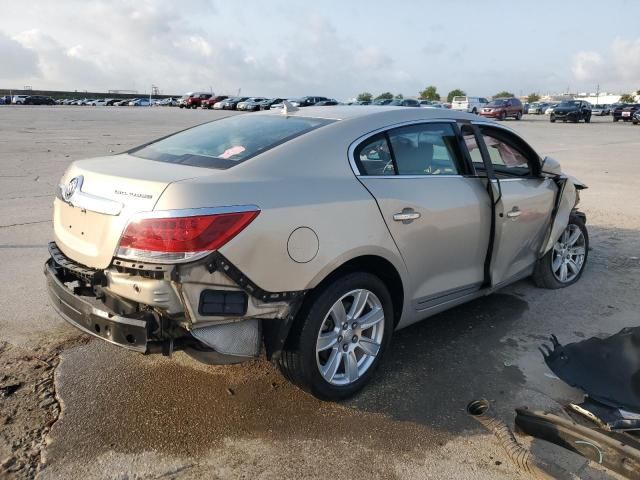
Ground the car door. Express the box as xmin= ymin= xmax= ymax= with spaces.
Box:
xmin=354 ymin=121 xmax=491 ymax=311
xmin=464 ymin=123 xmax=556 ymax=286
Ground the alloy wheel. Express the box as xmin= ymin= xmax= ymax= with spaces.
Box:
xmin=551 ymin=224 xmax=586 ymax=283
xmin=315 ymin=289 xmax=385 ymax=386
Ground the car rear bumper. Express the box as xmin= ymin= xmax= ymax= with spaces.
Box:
xmin=45 ymin=258 xmax=152 ymax=352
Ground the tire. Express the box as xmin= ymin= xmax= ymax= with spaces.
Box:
xmin=515 ymin=111 xmax=522 ymax=120
xmin=499 ymin=111 xmax=506 ymax=121
xmin=585 ymin=115 xmax=591 ymax=123
xmin=277 ymin=272 xmax=394 ymax=400
xmin=533 ymin=213 xmax=588 ymax=289
xmin=471 ymin=108 xmax=477 ymax=115
xmin=633 ymin=120 xmax=638 ymax=125
xmin=613 ymin=117 xmax=619 ymax=122
xmin=550 ymin=115 xmax=556 ymax=123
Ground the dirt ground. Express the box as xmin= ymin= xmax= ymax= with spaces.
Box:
xmin=0 ymin=106 xmax=638 ymax=479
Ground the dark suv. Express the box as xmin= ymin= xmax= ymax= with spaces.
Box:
xmin=479 ymin=98 xmax=523 ymax=120
xmin=550 ymin=100 xmax=591 ymax=123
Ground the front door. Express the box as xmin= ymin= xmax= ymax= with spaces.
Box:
xmin=355 ymin=121 xmax=491 ymax=309
xmin=465 ymin=124 xmax=556 ymax=286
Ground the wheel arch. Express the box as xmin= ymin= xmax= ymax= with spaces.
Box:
xmin=305 ymin=254 xmax=406 ymax=328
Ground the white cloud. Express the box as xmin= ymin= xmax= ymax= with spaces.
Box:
xmin=572 ymin=38 xmax=640 ymax=91
xmin=0 ymin=32 xmax=40 ymax=79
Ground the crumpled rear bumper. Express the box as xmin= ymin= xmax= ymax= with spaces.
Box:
xmin=45 ymin=259 xmax=151 ymax=352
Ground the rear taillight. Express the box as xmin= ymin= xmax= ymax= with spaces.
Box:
xmin=116 ymin=210 xmax=259 ymax=263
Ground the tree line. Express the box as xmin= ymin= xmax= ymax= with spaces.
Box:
xmin=356 ymin=87 xmax=518 ymax=103
xmin=356 ymin=88 xmax=640 ymax=104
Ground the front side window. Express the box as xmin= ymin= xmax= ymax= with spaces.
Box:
xmin=131 ymin=115 xmax=333 ymax=169
xmin=388 ymin=123 xmax=461 ymax=175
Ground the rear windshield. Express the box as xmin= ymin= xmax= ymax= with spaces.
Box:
xmin=452 ymin=96 xmax=467 ymax=102
xmin=131 ymin=115 xmax=334 ymax=169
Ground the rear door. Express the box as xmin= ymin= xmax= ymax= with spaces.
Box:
xmin=355 ymin=121 xmax=491 ymax=310
xmin=465 ymin=124 xmax=555 ymax=286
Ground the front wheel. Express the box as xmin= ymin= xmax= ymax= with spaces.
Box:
xmin=585 ymin=115 xmax=591 ymax=123
xmin=550 ymin=115 xmax=556 ymax=123
xmin=515 ymin=111 xmax=522 ymax=120
xmin=498 ymin=111 xmax=506 ymax=121
xmin=533 ymin=214 xmax=588 ymax=289
xmin=277 ymin=272 xmax=394 ymax=400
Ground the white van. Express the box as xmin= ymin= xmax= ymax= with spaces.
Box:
xmin=451 ymin=96 xmax=488 ymax=114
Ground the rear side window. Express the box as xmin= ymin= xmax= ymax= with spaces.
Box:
xmin=355 ymin=123 xmax=463 ymax=176
xmin=131 ymin=115 xmax=333 ymax=169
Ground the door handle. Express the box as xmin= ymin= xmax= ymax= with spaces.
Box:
xmin=393 ymin=209 xmax=421 ymax=222
xmin=506 ymin=207 xmax=521 ymax=219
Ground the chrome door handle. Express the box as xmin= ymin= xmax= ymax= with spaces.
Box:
xmin=506 ymin=207 xmax=522 ymax=219
xmin=393 ymin=210 xmax=421 ymax=222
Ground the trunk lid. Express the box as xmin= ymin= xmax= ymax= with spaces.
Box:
xmin=54 ymin=153 xmax=210 ymax=269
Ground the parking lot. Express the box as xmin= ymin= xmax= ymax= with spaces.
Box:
xmin=1 ymin=106 xmax=639 ymax=479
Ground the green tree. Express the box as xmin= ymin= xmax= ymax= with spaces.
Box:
xmin=493 ymin=91 xmax=515 ymax=99
xmin=394 ymin=93 xmax=404 ymax=99
xmin=356 ymin=92 xmax=373 ymax=102
xmin=527 ymin=93 xmax=541 ymax=103
xmin=446 ymin=89 xmax=466 ymax=103
xmin=419 ymin=85 xmax=440 ymax=101
xmin=620 ymin=93 xmax=636 ymax=103
xmin=375 ymin=92 xmax=394 ymax=100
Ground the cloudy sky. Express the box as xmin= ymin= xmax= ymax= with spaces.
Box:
xmin=1 ymin=0 xmax=639 ymax=99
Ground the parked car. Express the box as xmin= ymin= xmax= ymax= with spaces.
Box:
xmin=523 ymin=103 xmax=530 ymax=114
xmin=115 ymin=99 xmax=132 ymax=106
xmin=632 ymin=110 xmax=640 ymax=125
xmin=237 ymin=97 xmax=268 ymax=111
xmin=258 ymin=98 xmax=287 ymax=110
xmin=219 ymin=97 xmax=249 ymax=110
xmin=590 ymin=104 xmax=609 ymax=116
xmin=528 ymin=102 xmax=548 ymax=114
xmin=373 ymin=99 xmax=393 ymax=105
xmin=421 ymin=103 xmax=447 ymax=109
xmin=289 ymin=96 xmax=330 ymax=107
xmin=12 ymin=95 xmax=30 ymax=104
xmin=45 ymin=107 xmax=588 ymax=400
xmin=388 ymin=98 xmax=421 ymax=107
xmin=544 ymin=104 xmax=558 ymax=115
xmin=201 ymin=96 xmax=228 ymax=109
xmin=315 ymin=99 xmax=339 ymax=106
xmin=550 ymin=100 xmax=591 ymax=123
xmin=129 ymin=98 xmax=151 ymax=107
xmin=618 ymin=104 xmax=640 ymax=122
xmin=479 ymin=98 xmax=523 ymax=120
xmin=451 ymin=96 xmax=489 ymax=114
xmin=23 ymin=95 xmax=55 ymax=105
xmin=178 ymin=92 xmax=212 ymax=109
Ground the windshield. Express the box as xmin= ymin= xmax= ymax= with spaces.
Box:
xmin=488 ymin=99 xmax=507 ymax=106
xmin=558 ymin=101 xmax=579 ymax=107
xmin=131 ymin=115 xmax=334 ymax=169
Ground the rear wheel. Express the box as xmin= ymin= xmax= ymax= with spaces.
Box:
xmin=585 ymin=114 xmax=591 ymax=123
xmin=277 ymin=272 xmax=393 ymax=400
xmin=533 ymin=214 xmax=588 ymax=289
xmin=613 ymin=117 xmax=619 ymax=122
xmin=550 ymin=115 xmax=556 ymax=123
xmin=499 ymin=110 xmax=506 ymax=121
xmin=515 ymin=111 xmax=522 ymax=120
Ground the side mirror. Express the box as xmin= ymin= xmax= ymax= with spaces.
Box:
xmin=541 ymin=156 xmax=562 ymax=175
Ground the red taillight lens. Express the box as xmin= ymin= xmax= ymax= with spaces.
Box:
xmin=117 ymin=211 xmax=259 ymax=263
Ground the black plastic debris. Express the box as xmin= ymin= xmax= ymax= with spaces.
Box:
xmin=541 ymin=327 xmax=640 ymax=412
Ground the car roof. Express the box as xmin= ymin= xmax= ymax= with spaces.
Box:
xmin=259 ymin=105 xmax=483 ymax=123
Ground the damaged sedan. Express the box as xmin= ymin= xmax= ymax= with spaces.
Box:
xmin=45 ymin=105 xmax=588 ymax=400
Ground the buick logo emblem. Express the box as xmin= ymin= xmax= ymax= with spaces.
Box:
xmin=62 ymin=176 xmax=82 ymax=202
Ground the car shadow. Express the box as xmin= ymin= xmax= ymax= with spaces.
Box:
xmin=347 ymin=292 xmax=529 ymax=434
